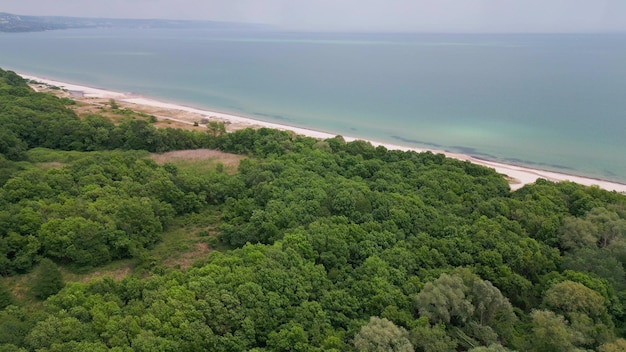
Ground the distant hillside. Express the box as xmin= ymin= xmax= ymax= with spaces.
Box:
xmin=0 ymin=12 xmax=265 ymax=32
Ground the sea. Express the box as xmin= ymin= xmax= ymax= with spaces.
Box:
xmin=1 ymin=28 xmax=625 ymax=183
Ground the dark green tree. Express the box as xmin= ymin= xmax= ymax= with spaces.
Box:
xmin=0 ymin=281 xmax=14 ymax=309
xmin=32 ymin=258 xmax=64 ymax=300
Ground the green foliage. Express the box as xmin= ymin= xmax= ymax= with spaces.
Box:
xmin=410 ymin=322 xmax=456 ymax=352
xmin=563 ymin=248 xmax=626 ymax=290
xmin=415 ymin=270 xmax=516 ymax=348
xmin=542 ymin=281 xmax=614 ymax=349
xmin=0 ymin=281 xmax=14 ymax=309
xmin=468 ymin=344 xmax=512 ymax=352
xmin=543 ymin=281 xmax=607 ymax=319
xmin=207 ymin=121 xmax=226 ymax=137
xmin=32 ymin=258 xmax=64 ymax=300
xmin=1 ymin=66 xmax=626 ymax=351
xmin=353 ymin=317 xmax=413 ymax=352
xmin=0 ymin=306 xmax=39 ymax=347
xmin=39 ymin=217 xmax=111 ymax=266
xmin=416 ymin=273 xmax=475 ymax=325
xmin=529 ymin=309 xmax=577 ymax=352
xmin=599 ymin=338 xmax=626 ymax=352
xmin=0 ymin=150 xmax=191 ymax=273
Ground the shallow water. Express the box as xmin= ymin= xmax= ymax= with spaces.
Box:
xmin=1 ymin=29 xmax=625 ymax=182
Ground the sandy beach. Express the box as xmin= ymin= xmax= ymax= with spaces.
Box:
xmin=20 ymin=73 xmax=626 ymax=193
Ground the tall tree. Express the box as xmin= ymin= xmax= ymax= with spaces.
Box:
xmin=529 ymin=310 xmax=576 ymax=352
xmin=353 ymin=317 xmax=413 ymax=352
xmin=0 ymin=280 xmax=14 ymax=309
xmin=32 ymin=258 xmax=64 ymax=300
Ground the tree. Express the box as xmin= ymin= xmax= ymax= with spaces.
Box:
xmin=470 ymin=278 xmax=515 ymax=328
xmin=32 ymin=258 xmax=64 ymax=300
xmin=410 ymin=321 xmax=456 ymax=352
xmin=353 ymin=317 xmax=413 ymax=352
xmin=0 ymin=306 xmax=35 ymax=347
xmin=415 ymin=270 xmax=514 ymax=329
xmin=563 ymin=248 xmax=626 ymax=290
xmin=354 ymin=317 xmax=413 ymax=352
xmin=207 ymin=121 xmax=226 ymax=137
xmin=560 ymin=207 xmax=626 ymax=251
xmin=542 ymin=281 xmax=614 ymax=349
xmin=543 ymin=281 xmax=607 ymax=319
xmin=529 ymin=310 xmax=576 ymax=352
xmin=415 ymin=270 xmax=515 ymax=348
xmin=0 ymin=281 xmax=14 ymax=309
xmin=415 ymin=273 xmax=474 ymax=325
xmin=24 ymin=316 xmax=89 ymax=351
xmin=599 ymin=338 xmax=626 ymax=352
xmin=266 ymin=322 xmax=310 ymax=352
xmin=0 ymin=129 xmax=27 ymax=161
xmin=38 ymin=217 xmax=110 ymax=266
xmin=560 ymin=217 xmax=597 ymax=250
xmin=586 ymin=207 xmax=626 ymax=249
xmin=469 ymin=344 xmax=512 ymax=352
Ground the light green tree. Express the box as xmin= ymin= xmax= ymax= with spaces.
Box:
xmin=469 ymin=344 xmax=512 ymax=352
xmin=415 ymin=270 xmax=515 ymax=348
xmin=529 ymin=310 xmax=576 ymax=352
xmin=354 ymin=317 xmax=413 ymax=352
xmin=543 ymin=281 xmax=614 ymax=348
xmin=415 ymin=273 xmax=474 ymax=325
xmin=599 ymin=338 xmax=626 ymax=352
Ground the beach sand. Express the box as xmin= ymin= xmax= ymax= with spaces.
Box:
xmin=20 ymin=73 xmax=626 ymax=193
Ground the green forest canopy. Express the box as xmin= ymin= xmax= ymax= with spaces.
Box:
xmin=1 ymin=68 xmax=626 ymax=351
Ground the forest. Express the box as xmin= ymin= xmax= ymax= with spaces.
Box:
xmin=1 ymin=67 xmax=626 ymax=351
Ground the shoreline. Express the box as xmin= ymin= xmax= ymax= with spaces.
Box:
xmin=19 ymin=72 xmax=626 ymax=193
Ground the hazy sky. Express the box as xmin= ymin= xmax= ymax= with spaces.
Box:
xmin=3 ymin=0 xmax=626 ymax=32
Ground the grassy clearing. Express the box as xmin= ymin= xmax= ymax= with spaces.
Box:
xmin=5 ymin=206 xmax=224 ymax=310
xmin=150 ymin=149 xmax=245 ymax=175
xmin=5 ymin=91 xmax=237 ymax=309
xmin=63 ymin=258 xmax=139 ymax=284
xmin=4 ymin=258 xmax=140 ymax=309
xmin=152 ymin=208 xmax=224 ymax=270
xmin=35 ymin=161 xmax=66 ymax=169
xmin=60 ymin=208 xmax=223 ymax=280
xmin=27 ymin=148 xmax=92 ymax=163
xmin=4 ymin=271 xmax=39 ymax=305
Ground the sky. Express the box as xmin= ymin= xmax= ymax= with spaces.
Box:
xmin=3 ymin=0 xmax=626 ymax=32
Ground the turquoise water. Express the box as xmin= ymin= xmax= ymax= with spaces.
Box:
xmin=1 ymin=29 xmax=625 ymax=182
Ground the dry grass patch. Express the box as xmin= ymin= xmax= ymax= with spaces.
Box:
xmin=8 ymin=278 xmax=30 ymax=301
xmin=150 ymin=209 xmax=222 ymax=270
xmin=62 ymin=96 xmax=205 ymax=131
xmin=36 ymin=161 xmax=65 ymax=169
xmin=35 ymin=86 xmax=231 ymax=133
xmin=162 ymin=241 xmax=212 ymax=270
xmin=77 ymin=266 xmax=132 ymax=283
xmin=150 ymin=149 xmax=245 ymax=174
xmin=150 ymin=149 xmax=239 ymax=163
xmin=153 ymin=118 xmax=203 ymax=131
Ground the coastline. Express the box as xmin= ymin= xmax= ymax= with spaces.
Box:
xmin=19 ymin=73 xmax=626 ymax=193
